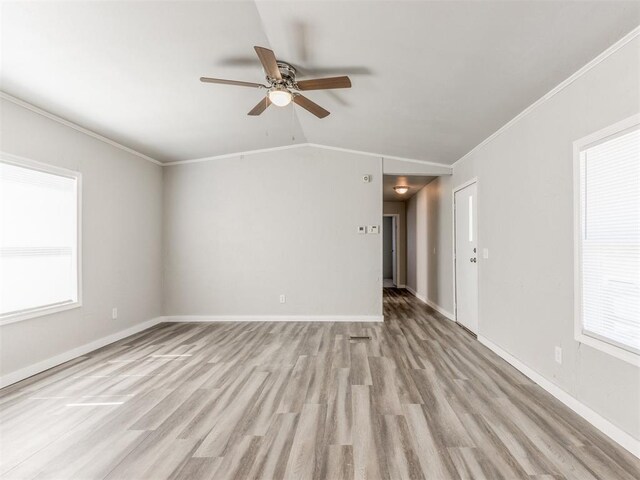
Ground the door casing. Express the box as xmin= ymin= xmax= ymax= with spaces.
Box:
xmin=452 ymin=178 xmax=479 ymax=334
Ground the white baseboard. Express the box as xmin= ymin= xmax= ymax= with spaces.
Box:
xmin=163 ymin=315 xmax=384 ymax=323
xmin=405 ymin=286 xmax=455 ymax=322
xmin=423 ymin=299 xmax=455 ymax=322
xmin=405 ymin=285 xmax=422 ymax=299
xmin=478 ymin=335 xmax=640 ymax=459
xmin=0 ymin=317 xmax=163 ymax=389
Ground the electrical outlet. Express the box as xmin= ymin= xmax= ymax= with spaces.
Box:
xmin=279 ymin=294 xmax=286 ymax=304
xmin=112 ymin=307 xmax=118 ymax=320
xmin=554 ymin=346 xmax=562 ymax=364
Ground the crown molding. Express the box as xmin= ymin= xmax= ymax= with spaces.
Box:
xmin=453 ymin=25 xmax=640 ymax=168
xmin=165 ymin=142 xmax=452 ymax=169
xmin=162 ymin=143 xmax=307 ymax=166
xmin=0 ymin=91 xmax=163 ymax=166
xmin=305 ymin=143 xmax=452 ymax=169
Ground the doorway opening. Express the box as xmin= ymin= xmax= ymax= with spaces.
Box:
xmin=383 ymin=214 xmax=398 ymax=287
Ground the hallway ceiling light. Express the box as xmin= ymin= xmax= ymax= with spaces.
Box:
xmin=394 ymin=186 xmax=409 ymax=194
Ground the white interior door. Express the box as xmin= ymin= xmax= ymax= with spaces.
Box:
xmin=391 ymin=216 xmax=398 ymax=286
xmin=454 ymin=182 xmax=478 ymax=333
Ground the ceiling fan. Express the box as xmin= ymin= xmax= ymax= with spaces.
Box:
xmin=200 ymin=46 xmax=351 ymax=119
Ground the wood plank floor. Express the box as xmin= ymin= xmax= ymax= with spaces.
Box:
xmin=1 ymin=288 xmax=638 ymax=479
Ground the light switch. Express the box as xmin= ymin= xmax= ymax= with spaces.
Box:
xmin=368 ymin=225 xmax=380 ymax=234
xmin=483 ymin=248 xmax=489 ymax=259
xmin=358 ymin=226 xmax=367 ymax=234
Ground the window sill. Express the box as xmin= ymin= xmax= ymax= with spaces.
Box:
xmin=575 ymin=332 xmax=640 ymax=367
xmin=0 ymin=301 xmax=82 ymax=326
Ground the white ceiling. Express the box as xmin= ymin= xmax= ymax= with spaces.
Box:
xmin=2 ymin=1 xmax=639 ymax=164
xmin=383 ymin=175 xmax=435 ymax=202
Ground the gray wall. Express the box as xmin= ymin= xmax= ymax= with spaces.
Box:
xmin=0 ymin=98 xmax=163 ymax=378
xmin=428 ymin=37 xmax=640 ymax=439
xmin=163 ymin=146 xmax=383 ymax=317
xmin=383 ymin=201 xmax=407 ymax=286
xmin=406 ymin=187 xmax=427 ymax=298
xmin=406 ymin=178 xmax=454 ymax=314
xmin=425 ymin=178 xmax=453 ymax=312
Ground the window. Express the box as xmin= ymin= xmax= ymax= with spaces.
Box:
xmin=0 ymin=156 xmax=81 ymax=324
xmin=574 ymin=115 xmax=640 ymax=365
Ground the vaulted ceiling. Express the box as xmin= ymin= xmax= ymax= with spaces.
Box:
xmin=1 ymin=1 xmax=639 ymax=164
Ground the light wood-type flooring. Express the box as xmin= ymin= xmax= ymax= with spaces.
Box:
xmin=1 ymin=289 xmax=638 ymax=479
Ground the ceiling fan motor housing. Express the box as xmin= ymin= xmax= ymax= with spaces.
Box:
xmin=272 ymin=61 xmax=297 ymax=89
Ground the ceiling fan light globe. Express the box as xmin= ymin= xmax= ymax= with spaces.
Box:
xmin=268 ymin=89 xmax=292 ymax=107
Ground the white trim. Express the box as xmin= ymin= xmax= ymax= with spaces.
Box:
xmin=405 ymin=285 xmax=425 ymax=302
xmin=452 ymin=177 xmax=479 ymax=195
xmin=405 ymin=286 xmax=455 ymax=322
xmin=307 ymin=143 xmax=452 ymax=169
xmin=0 ymin=91 xmax=162 ymax=166
xmin=575 ymin=333 xmax=640 ymax=367
xmin=0 ymin=302 xmax=81 ymax=327
xmin=0 ymin=153 xmax=83 ymax=325
xmin=573 ymin=114 xmax=640 ymax=151
xmin=0 ymin=317 xmax=163 ymax=389
xmin=478 ymin=335 xmax=640 ymax=459
xmin=572 ymin=115 xmax=640 ymax=367
xmin=396 ymin=284 xmax=406 ymax=289
xmin=163 ymin=315 xmax=384 ymax=323
xmin=163 ymin=142 xmax=453 ymax=169
xmin=424 ymin=299 xmax=455 ymax=322
xmin=453 ymin=25 xmax=640 ymax=168
xmin=1 ymin=151 xmax=81 ymax=178
xmin=162 ymin=143 xmax=307 ymax=166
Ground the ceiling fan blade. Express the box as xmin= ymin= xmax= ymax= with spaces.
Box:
xmin=293 ymin=94 xmax=330 ymax=118
xmin=248 ymin=97 xmax=271 ymax=116
xmin=254 ymin=46 xmax=282 ymax=80
xmin=200 ymin=77 xmax=265 ymax=88
xmin=296 ymin=76 xmax=351 ymax=91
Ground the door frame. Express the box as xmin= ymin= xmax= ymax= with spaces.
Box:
xmin=383 ymin=213 xmax=400 ymax=287
xmin=452 ymin=178 xmax=478 ymax=328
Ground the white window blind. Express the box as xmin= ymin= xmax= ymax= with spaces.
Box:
xmin=0 ymin=161 xmax=79 ymax=319
xmin=579 ymin=127 xmax=640 ymax=355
